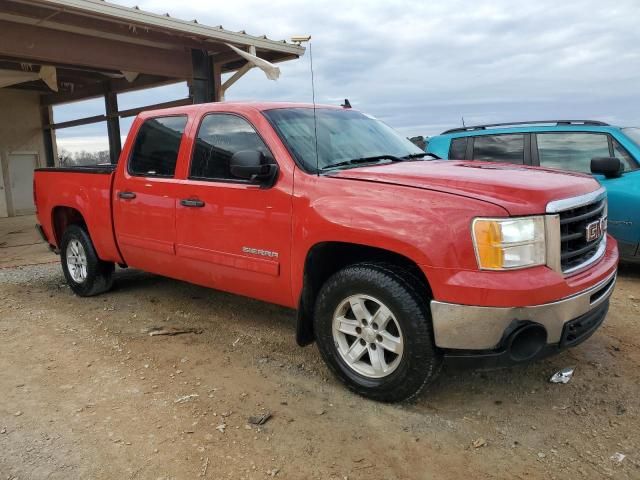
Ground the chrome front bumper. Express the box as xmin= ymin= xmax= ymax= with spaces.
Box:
xmin=430 ymin=271 xmax=617 ymax=350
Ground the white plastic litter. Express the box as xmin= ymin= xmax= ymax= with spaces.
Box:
xmin=174 ymin=394 xmax=199 ymax=404
xmin=610 ymin=452 xmax=626 ymax=463
xmin=549 ymin=367 xmax=575 ymax=384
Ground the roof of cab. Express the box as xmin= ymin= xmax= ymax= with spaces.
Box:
xmin=136 ymin=101 xmax=346 ymax=118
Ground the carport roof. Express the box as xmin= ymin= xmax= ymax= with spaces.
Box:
xmin=0 ymin=0 xmax=305 ymax=104
xmin=9 ymin=0 xmax=305 ymax=57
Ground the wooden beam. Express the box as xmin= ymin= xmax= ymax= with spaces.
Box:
xmin=0 ymin=20 xmax=192 ymax=79
xmin=45 ymin=114 xmax=107 ymax=130
xmin=44 ymin=98 xmax=193 ymax=130
xmin=117 ymin=98 xmax=193 ymax=118
xmin=41 ymin=75 xmax=180 ymax=106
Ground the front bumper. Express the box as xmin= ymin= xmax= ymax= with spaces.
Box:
xmin=430 ymin=270 xmax=616 ymax=350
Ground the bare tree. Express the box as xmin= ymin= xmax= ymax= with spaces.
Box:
xmin=58 ymin=149 xmax=111 ymax=166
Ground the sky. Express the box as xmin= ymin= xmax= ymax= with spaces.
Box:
xmin=55 ymin=0 xmax=640 ymax=154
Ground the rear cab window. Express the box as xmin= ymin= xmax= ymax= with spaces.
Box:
xmin=129 ymin=116 xmax=188 ymax=177
xmin=472 ymin=134 xmax=525 ymax=164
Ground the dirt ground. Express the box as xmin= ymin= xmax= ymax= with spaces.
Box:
xmin=1 ymin=216 xmax=639 ymax=480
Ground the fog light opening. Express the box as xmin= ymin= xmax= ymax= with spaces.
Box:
xmin=507 ymin=324 xmax=547 ymax=362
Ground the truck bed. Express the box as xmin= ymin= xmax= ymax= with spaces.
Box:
xmin=34 ymin=166 xmax=123 ymax=264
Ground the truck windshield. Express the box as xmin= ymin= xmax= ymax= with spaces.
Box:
xmin=263 ymin=108 xmax=424 ymax=172
xmin=622 ymin=127 xmax=640 ymax=148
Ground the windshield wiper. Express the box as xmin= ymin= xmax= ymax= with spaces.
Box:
xmin=402 ymin=152 xmax=440 ymax=160
xmin=321 ymin=155 xmax=403 ymax=171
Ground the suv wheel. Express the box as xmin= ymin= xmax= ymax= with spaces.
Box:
xmin=314 ymin=263 xmax=441 ymax=402
xmin=60 ymin=225 xmax=114 ymax=297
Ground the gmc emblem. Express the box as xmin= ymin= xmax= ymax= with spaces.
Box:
xmin=585 ymin=216 xmax=607 ymax=242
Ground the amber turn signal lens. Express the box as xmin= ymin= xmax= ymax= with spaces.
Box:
xmin=472 ymin=217 xmax=546 ymax=270
xmin=473 ymin=220 xmax=504 ymax=269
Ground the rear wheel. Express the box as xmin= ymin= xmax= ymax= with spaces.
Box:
xmin=60 ymin=225 xmax=114 ymax=297
xmin=314 ymin=263 xmax=441 ymax=402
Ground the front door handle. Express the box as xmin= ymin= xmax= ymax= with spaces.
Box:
xmin=180 ymin=198 xmax=205 ymax=208
xmin=118 ymin=191 xmax=136 ymax=200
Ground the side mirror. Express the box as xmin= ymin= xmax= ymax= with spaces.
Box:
xmin=230 ymin=150 xmax=279 ymax=187
xmin=591 ymin=157 xmax=623 ymax=178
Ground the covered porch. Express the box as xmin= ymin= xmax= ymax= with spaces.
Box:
xmin=0 ymin=0 xmax=305 ymax=216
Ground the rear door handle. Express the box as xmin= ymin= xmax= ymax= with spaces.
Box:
xmin=180 ymin=198 xmax=205 ymax=208
xmin=118 ymin=191 xmax=136 ymax=200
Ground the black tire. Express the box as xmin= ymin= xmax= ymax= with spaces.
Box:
xmin=314 ymin=263 xmax=441 ymax=402
xmin=60 ymin=224 xmax=114 ymax=297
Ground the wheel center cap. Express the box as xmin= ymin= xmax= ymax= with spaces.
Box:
xmin=362 ymin=327 xmax=376 ymax=343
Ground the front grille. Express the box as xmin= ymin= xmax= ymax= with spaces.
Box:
xmin=558 ymin=197 xmax=606 ymax=272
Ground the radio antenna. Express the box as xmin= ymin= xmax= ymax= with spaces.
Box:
xmin=291 ymin=36 xmax=317 ymax=174
xmin=308 ymin=41 xmax=320 ymax=175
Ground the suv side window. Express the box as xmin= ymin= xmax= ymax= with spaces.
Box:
xmin=190 ymin=114 xmax=272 ymax=181
xmin=129 ymin=116 xmax=187 ymax=177
xmin=612 ymin=139 xmax=637 ymax=171
xmin=449 ymin=137 xmax=468 ymax=159
xmin=537 ymin=133 xmax=609 ymax=173
xmin=472 ymin=134 xmax=525 ymax=164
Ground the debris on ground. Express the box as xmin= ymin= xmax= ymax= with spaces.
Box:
xmin=472 ymin=438 xmax=487 ymax=448
xmin=2 ymin=259 xmax=639 ymax=479
xmin=549 ymin=367 xmax=574 ymax=384
xmin=216 ymin=423 xmax=226 ymax=433
xmin=610 ymin=452 xmax=626 ymax=463
xmin=200 ymin=457 xmax=209 ymax=477
xmin=145 ymin=326 xmax=203 ymax=336
xmin=174 ymin=394 xmax=199 ymax=404
xmin=248 ymin=411 xmax=272 ymax=425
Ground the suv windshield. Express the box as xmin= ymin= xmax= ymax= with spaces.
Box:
xmin=263 ymin=108 xmax=424 ymax=172
xmin=623 ymin=127 xmax=640 ymax=147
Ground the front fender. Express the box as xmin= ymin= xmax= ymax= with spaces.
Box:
xmin=290 ymin=173 xmax=508 ymax=301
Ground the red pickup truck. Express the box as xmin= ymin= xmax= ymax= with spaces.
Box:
xmin=34 ymin=102 xmax=618 ymax=402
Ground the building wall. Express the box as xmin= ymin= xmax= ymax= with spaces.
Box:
xmin=0 ymin=89 xmax=46 ymax=217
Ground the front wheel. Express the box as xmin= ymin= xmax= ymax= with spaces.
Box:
xmin=60 ymin=225 xmax=114 ymax=297
xmin=314 ymin=263 xmax=441 ymax=402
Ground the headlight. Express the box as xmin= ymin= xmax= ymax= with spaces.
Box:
xmin=472 ymin=216 xmax=546 ymax=270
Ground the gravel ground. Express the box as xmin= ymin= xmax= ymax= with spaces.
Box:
xmin=0 ymin=261 xmax=639 ymax=479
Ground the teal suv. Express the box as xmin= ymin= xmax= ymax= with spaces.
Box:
xmin=427 ymin=120 xmax=640 ymax=262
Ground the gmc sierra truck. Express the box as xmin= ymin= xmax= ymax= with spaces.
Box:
xmin=34 ymin=102 xmax=618 ymax=402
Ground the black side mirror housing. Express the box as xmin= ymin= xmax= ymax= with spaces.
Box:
xmin=591 ymin=157 xmax=623 ymax=178
xmin=230 ymin=150 xmax=279 ymax=187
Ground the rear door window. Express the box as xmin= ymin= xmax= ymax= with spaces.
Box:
xmin=536 ymin=133 xmax=609 ymax=173
xmin=449 ymin=137 xmax=468 ymax=159
xmin=129 ymin=116 xmax=188 ymax=177
xmin=472 ymin=134 xmax=525 ymax=164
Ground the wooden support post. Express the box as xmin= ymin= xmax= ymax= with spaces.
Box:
xmin=104 ymin=90 xmax=121 ymax=164
xmin=40 ymin=105 xmax=56 ymax=167
xmin=213 ymin=62 xmax=222 ymax=102
xmin=190 ymin=49 xmax=216 ymax=104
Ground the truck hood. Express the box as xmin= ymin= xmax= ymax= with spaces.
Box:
xmin=330 ymin=160 xmax=601 ymax=215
